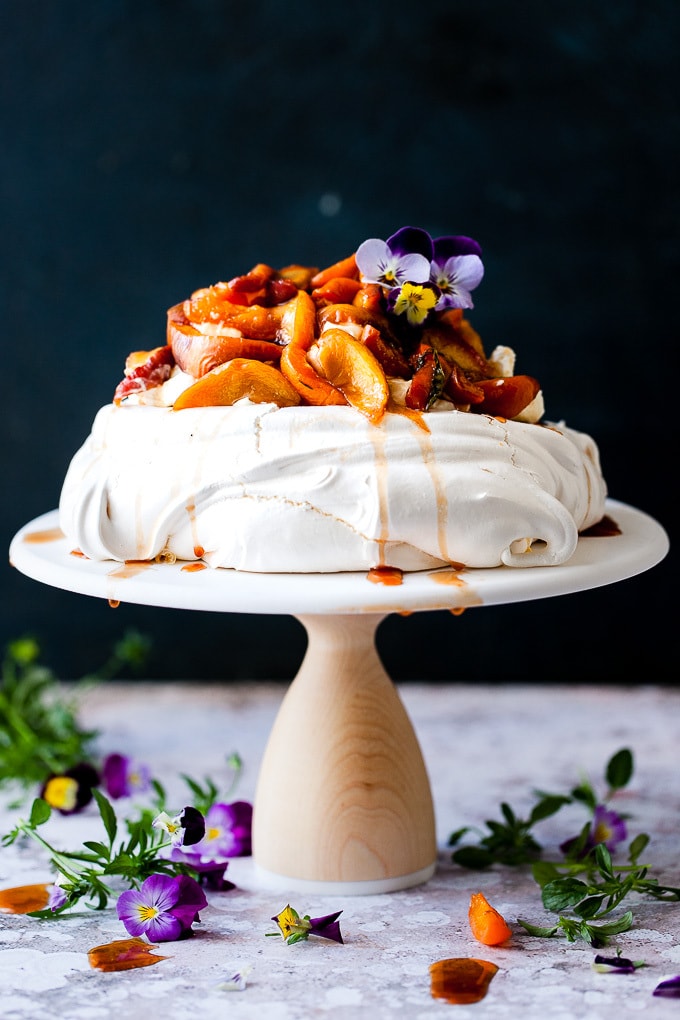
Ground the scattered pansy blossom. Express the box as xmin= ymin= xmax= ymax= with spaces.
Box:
xmin=192 ymin=801 xmax=253 ymax=858
xmin=102 ymin=752 xmax=152 ymax=799
xmin=592 ymin=953 xmax=647 ymax=974
xmin=269 ymin=904 xmax=344 ymax=945
xmin=48 ymin=883 xmax=68 ymax=913
xmin=653 ymin=975 xmax=680 ymax=997
xmin=355 ymin=225 xmax=484 ymax=327
xmin=167 ymin=847 xmax=235 ymax=891
xmin=560 ymin=804 xmax=628 ymax=858
xmin=39 ymin=762 xmax=100 ymax=815
xmin=590 ymin=805 xmax=628 ymax=851
xmin=116 ymin=873 xmax=208 ymax=942
xmin=152 ymin=806 xmax=205 ymax=847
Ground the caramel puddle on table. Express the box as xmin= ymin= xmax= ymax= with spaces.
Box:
xmin=182 ymin=561 xmax=207 ymax=573
xmin=429 ymin=958 xmax=499 ymax=1004
xmin=88 ymin=937 xmax=168 ymax=972
xmin=23 ymin=527 xmax=64 ymax=543
xmin=0 ymin=883 xmax=51 ymax=913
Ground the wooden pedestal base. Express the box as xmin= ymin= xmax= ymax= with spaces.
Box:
xmin=252 ymin=613 xmax=437 ymax=894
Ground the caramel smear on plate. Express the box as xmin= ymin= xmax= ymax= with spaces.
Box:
xmin=429 ymin=958 xmax=499 ymax=1004
xmin=88 ymin=937 xmax=168 ymax=972
xmin=23 ymin=528 xmax=64 ymax=543
xmin=0 ymin=883 xmax=52 ymax=913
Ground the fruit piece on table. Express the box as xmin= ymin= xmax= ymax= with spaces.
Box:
xmin=172 ymin=358 xmax=301 ymax=410
xmin=468 ymin=891 xmax=512 ymax=946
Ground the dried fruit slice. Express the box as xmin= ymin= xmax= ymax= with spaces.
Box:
xmin=279 ymin=290 xmax=347 ymax=406
xmin=310 ymin=253 xmax=358 ymax=288
xmin=173 ymin=358 xmax=301 ymax=410
xmin=309 ymin=327 xmax=389 ymax=423
xmin=113 ymin=346 xmax=175 ymax=404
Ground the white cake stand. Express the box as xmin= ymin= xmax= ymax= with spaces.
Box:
xmin=9 ymin=499 xmax=669 ymax=895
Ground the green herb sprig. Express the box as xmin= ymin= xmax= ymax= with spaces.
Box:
xmin=449 ymin=749 xmax=680 ymax=945
xmin=2 ymin=790 xmax=194 ymax=916
xmin=0 ymin=632 xmax=151 ymax=789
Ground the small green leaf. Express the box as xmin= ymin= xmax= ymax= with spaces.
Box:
xmin=589 ymin=911 xmax=634 ymax=937
xmin=542 ymin=877 xmax=590 ymax=912
xmin=529 ymin=794 xmax=571 ymax=824
xmin=575 ymin=895 xmax=606 ymax=919
xmin=531 ymin=861 xmax=562 ymax=888
xmin=628 ymin=832 xmax=649 ymax=863
xmin=82 ymin=840 xmax=110 ymax=858
xmin=447 ymin=826 xmax=471 ymax=848
xmin=452 ymin=845 xmax=494 ymax=869
xmin=517 ymin=918 xmax=559 ymax=938
xmin=606 ymin=748 xmax=633 ymax=790
xmin=92 ymin=789 xmax=117 ymax=845
xmin=29 ymin=798 xmax=51 ymax=827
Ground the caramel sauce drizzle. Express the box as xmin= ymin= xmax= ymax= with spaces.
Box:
xmin=182 ymin=562 xmax=207 ymax=572
xmin=367 ymin=565 xmax=403 ymax=586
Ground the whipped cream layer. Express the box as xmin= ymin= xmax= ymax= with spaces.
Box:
xmin=58 ymin=402 xmax=607 ymax=572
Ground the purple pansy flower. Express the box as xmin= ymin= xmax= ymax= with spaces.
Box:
xmin=102 ymin=753 xmax=152 ymax=799
xmin=192 ymin=801 xmax=253 ymax=858
xmin=430 ymin=234 xmax=484 ymax=311
xmin=167 ymin=848 xmax=235 ymax=891
xmin=590 ymin=804 xmax=628 ymax=852
xmin=152 ymin=806 xmax=206 ymax=847
xmin=270 ymin=903 xmax=344 ymax=945
xmin=48 ymin=884 xmax=68 ymax=912
xmin=356 ymin=226 xmax=432 ymax=289
xmin=116 ymin=873 xmax=208 ymax=942
xmin=40 ymin=762 xmax=100 ymax=815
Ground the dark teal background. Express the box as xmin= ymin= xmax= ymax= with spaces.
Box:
xmin=2 ymin=2 xmax=676 ymax=682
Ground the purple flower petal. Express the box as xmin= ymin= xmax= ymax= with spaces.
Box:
xmin=431 ymin=254 xmax=484 ymax=311
xmin=167 ymin=875 xmax=208 ymax=930
xmin=432 ymin=234 xmax=483 ymax=261
xmin=591 ymin=805 xmax=627 ymax=851
xmin=102 ymin=753 xmax=151 ymax=798
xmin=309 ymin=910 xmax=344 ymax=944
xmin=193 ymin=801 xmax=253 ymax=857
xmin=653 ymin=975 xmax=680 ymax=997
xmin=356 ymin=235 xmax=430 ymax=288
xmin=387 ymin=226 xmax=433 ymax=260
xmin=117 ymin=874 xmax=183 ymax=940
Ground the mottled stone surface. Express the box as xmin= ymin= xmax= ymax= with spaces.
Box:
xmin=1 ymin=682 xmax=678 ymax=1018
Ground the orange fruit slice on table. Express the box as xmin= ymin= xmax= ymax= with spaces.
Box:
xmin=173 ymin=358 xmax=301 ymax=410
xmin=468 ymin=891 xmax=512 ymax=946
xmin=309 ymin=328 xmax=389 ymax=424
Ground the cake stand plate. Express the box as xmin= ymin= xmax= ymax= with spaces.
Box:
xmin=9 ymin=500 xmax=669 ymax=894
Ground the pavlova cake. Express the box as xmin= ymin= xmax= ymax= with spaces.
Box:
xmin=59 ymin=226 xmax=607 ymax=573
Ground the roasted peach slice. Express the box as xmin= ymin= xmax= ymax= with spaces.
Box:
xmin=168 ymin=320 xmax=283 ymax=378
xmin=309 ymin=328 xmax=389 ymax=424
xmin=279 ymin=290 xmax=347 ymax=406
xmin=475 ymin=375 xmax=541 ymax=420
xmin=173 ymin=358 xmax=301 ymax=410
xmin=310 ymin=253 xmax=358 ymax=288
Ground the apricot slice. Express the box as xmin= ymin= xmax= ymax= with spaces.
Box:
xmin=468 ymin=891 xmax=512 ymax=946
xmin=279 ymin=290 xmax=347 ymax=406
xmin=310 ymin=253 xmax=358 ymax=288
xmin=173 ymin=358 xmax=301 ymax=410
xmin=309 ymin=328 xmax=389 ymax=423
